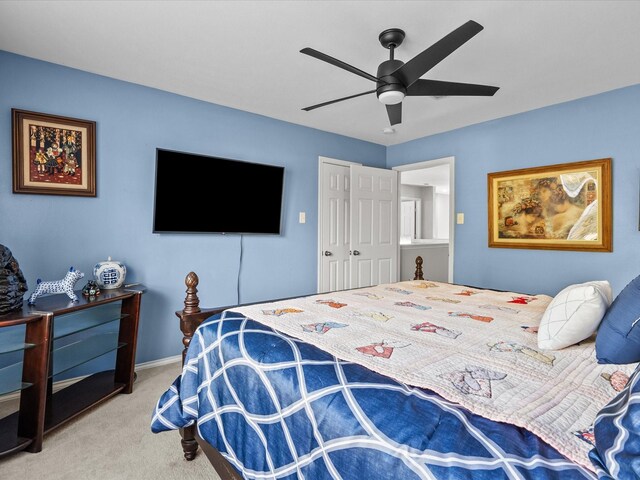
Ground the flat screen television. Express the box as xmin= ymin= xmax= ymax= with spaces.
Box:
xmin=153 ymin=148 xmax=285 ymax=234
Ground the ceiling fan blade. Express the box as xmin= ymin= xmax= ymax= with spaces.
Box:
xmin=301 ymin=47 xmax=379 ymax=83
xmin=386 ymin=103 xmax=402 ymax=126
xmin=407 ymin=79 xmax=499 ymax=96
xmin=302 ymin=90 xmax=376 ymax=111
xmin=393 ymin=20 xmax=484 ymax=88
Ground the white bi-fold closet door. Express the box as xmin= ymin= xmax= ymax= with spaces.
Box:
xmin=318 ymin=157 xmax=398 ymax=293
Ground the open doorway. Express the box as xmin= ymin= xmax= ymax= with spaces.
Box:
xmin=393 ymin=157 xmax=454 ymax=283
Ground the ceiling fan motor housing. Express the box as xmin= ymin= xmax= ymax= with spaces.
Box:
xmin=376 ymin=59 xmax=406 ymax=102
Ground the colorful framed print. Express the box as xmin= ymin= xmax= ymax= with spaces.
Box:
xmin=488 ymin=158 xmax=612 ymax=251
xmin=12 ymin=109 xmax=96 ymax=196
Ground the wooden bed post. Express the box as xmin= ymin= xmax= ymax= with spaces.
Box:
xmin=180 ymin=272 xmax=201 ymax=362
xmin=174 ymin=273 xmax=245 ymax=478
xmin=177 ymin=272 xmax=201 ymax=461
xmin=414 ymin=256 xmax=424 ymax=280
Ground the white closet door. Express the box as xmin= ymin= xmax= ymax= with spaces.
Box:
xmin=349 ymin=165 xmax=399 ymax=288
xmin=319 ymin=162 xmax=351 ymax=293
xmin=401 ymin=200 xmax=416 ymax=240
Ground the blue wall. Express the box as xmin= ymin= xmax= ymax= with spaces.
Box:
xmin=388 ymin=85 xmax=640 ymax=296
xmin=0 ymin=51 xmax=386 ymax=364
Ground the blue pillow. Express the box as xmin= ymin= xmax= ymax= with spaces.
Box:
xmin=596 ymin=274 xmax=640 ymax=364
xmin=589 ymin=364 xmax=640 ymax=479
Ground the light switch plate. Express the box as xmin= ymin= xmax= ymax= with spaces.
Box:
xmin=299 ymin=212 xmax=306 ymax=224
xmin=456 ymin=213 xmax=464 ymax=224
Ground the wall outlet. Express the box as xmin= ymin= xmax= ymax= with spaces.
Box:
xmin=299 ymin=212 xmax=306 ymax=224
xmin=456 ymin=213 xmax=464 ymax=224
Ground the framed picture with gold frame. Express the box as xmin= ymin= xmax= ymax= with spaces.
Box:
xmin=12 ymin=108 xmax=96 ymax=196
xmin=488 ymin=158 xmax=612 ymax=251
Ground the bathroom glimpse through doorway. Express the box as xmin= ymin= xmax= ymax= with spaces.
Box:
xmin=393 ymin=157 xmax=455 ymax=283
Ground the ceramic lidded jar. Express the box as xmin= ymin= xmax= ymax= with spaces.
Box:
xmin=93 ymin=256 xmax=126 ymax=289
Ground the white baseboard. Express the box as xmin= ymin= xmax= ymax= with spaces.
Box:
xmin=0 ymin=354 xmax=183 ymax=404
xmin=135 ymin=354 xmax=182 ymax=370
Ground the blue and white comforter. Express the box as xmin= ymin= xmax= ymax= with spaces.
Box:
xmin=150 ymin=310 xmax=623 ymax=479
xmin=589 ymin=364 xmax=640 ymax=479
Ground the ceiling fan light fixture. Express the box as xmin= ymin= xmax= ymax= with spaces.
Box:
xmin=301 ymin=20 xmax=498 ymax=126
xmin=378 ymin=90 xmax=405 ymax=105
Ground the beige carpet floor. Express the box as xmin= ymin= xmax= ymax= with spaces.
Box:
xmin=0 ymin=361 xmax=221 ymax=479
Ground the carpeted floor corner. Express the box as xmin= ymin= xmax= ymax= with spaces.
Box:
xmin=0 ymin=361 xmax=220 ymax=479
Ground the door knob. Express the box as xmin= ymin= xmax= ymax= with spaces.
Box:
xmin=324 ymin=251 xmax=333 ymax=256
xmin=352 ymin=250 xmax=361 ymax=256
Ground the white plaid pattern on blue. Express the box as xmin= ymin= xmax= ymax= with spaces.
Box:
xmin=589 ymin=364 xmax=640 ymax=479
xmin=152 ymin=311 xmax=597 ymax=479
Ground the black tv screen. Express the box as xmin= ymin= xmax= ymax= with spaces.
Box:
xmin=153 ymin=148 xmax=285 ymax=234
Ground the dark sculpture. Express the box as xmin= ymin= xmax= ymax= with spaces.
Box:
xmin=0 ymin=244 xmax=28 ymax=315
xmin=82 ymin=280 xmax=101 ymax=297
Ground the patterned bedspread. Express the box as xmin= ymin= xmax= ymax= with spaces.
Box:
xmin=152 ymin=311 xmax=596 ymax=479
xmin=232 ymin=280 xmax=637 ymax=472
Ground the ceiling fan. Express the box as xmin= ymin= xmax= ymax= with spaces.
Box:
xmin=300 ymin=20 xmax=499 ymax=126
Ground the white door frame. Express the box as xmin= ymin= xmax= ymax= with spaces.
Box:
xmin=392 ymin=156 xmax=455 ymax=283
xmin=317 ymin=156 xmax=361 ymax=292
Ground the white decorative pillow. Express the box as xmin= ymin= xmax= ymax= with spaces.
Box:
xmin=537 ymin=281 xmax=612 ymax=350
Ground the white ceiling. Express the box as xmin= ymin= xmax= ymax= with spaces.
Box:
xmin=401 ymin=164 xmax=450 ymax=194
xmin=2 ymin=1 xmax=640 ymax=146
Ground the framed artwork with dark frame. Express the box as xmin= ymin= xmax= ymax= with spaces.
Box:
xmin=488 ymin=158 xmax=612 ymax=251
xmin=12 ymin=108 xmax=96 ymax=196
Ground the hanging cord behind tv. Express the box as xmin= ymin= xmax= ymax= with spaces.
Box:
xmin=237 ymin=234 xmax=243 ymax=305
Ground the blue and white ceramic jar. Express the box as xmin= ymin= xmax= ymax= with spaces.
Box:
xmin=93 ymin=256 xmax=127 ymax=289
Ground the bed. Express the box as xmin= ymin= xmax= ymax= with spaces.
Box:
xmin=151 ymin=259 xmax=640 ymax=480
